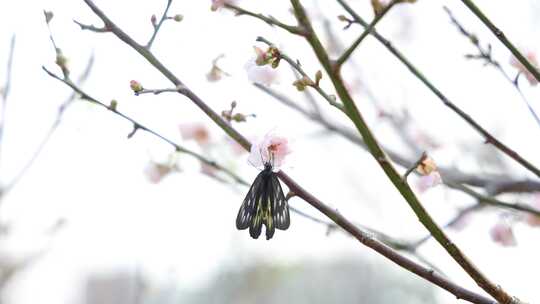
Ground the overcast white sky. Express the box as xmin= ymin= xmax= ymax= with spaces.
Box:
xmin=0 ymin=0 xmax=539 ymax=303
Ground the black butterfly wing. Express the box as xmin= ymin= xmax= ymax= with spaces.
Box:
xmin=236 ymin=169 xmax=290 ymax=240
xmin=236 ymin=171 xmax=264 ymax=231
xmin=270 ymin=173 xmax=290 ymax=230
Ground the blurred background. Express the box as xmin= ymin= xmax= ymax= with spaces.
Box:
xmin=0 ymin=0 xmax=539 ymax=303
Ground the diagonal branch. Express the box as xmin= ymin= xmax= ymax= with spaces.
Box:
xmin=42 ymin=66 xmax=248 ymax=186
xmin=146 ymin=0 xmax=173 ymax=49
xmin=458 ymin=0 xmax=540 ymax=84
xmin=224 ymin=3 xmax=306 ymax=36
xmin=290 ymin=0 xmax=519 ymax=302
xmin=253 ymin=83 xmax=540 ymax=195
xmin=69 ymin=1 xmax=497 ymax=302
xmin=256 ymin=36 xmax=343 ymax=111
xmin=335 ymin=0 xmax=540 ymax=180
xmin=2 ymin=55 xmax=94 ymax=198
xmin=335 ymin=0 xmax=397 ymax=68
xmin=443 ymin=6 xmax=540 ymax=129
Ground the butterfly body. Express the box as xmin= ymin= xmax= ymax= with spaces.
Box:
xmin=236 ymin=162 xmax=290 ymax=240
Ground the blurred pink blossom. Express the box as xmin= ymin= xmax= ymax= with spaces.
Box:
xmin=244 ymin=60 xmax=278 ymax=86
xmin=489 ymin=221 xmax=517 ymax=247
xmin=525 ymin=194 xmax=540 ymax=227
xmin=211 ymin=0 xmax=236 ymax=11
xmin=179 ymin=123 xmax=210 ymax=146
xmin=415 ymin=171 xmax=442 ymax=192
xmin=447 ymin=212 xmax=472 ymax=231
xmin=510 ymin=51 xmax=539 ymax=86
xmin=144 ymin=162 xmax=173 ymax=184
xmin=248 ymin=133 xmax=291 ymax=170
xmin=226 ymin=137 xmax=247 ymax=156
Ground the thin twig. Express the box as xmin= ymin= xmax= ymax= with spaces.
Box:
xmin=134 ymin=87 xmax=180 ymax=96
xmin=289 ymin=1 xmax=516 ymax=302
xmin=71 ymin=2 xmax=497 ymax=302
xmin=254 ymin=83 xmax=540 ymax=194
xmin=334 ymin=1 xmax=540 ymax=180
xmin=73 ymin=19 xmax=109 ymax=32
xmin=335 ymin=0 xmax=397 ymax=68
xmin=447 ymin=182 xmax=540 ymax=218
xmin=459 ymin=0 xmax=540 ymax=84
xmin=43 ymin=66 xmax=248 ymax=186
xmin=256 ymin=36 xmax=343 ymax=111
xmin=224 ymin=3 xmax=306 ymax=36
xmin=146 ymin=0 xmax=173 ymax=49
xmin=444 ymin=6 xmax=540 ymax=129
xmin=2 ymin=55 xmax=95 ymax=197
xmin=403 ymin=152 xmax=426 ymax=182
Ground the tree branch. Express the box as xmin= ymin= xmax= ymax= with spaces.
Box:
xmin=253 ymin=83 xmax=540 ymax=195
xmin=289 ymin=1 xmax=518 ymax=302
xmin=335 ymin=0 xmax=540 ymax=180
xmin=224 ymin=3 xmax=306 ymax=36
xmin=335 ymin=0 xmax=397 ymax=68
xmin=458 ymin=0 xmax=540 ymax=84
xmin=444 ymin=6 xmax=540 ymax=129
xmin=66 ymin=1 xmax=498 ymax=302
xmin=256 ymin=36 xmax=343 ymax=111
xmin=146 ymin=0 xmax=173 ymax=49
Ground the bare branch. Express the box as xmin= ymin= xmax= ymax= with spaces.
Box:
xmin=223 ymin=3 xmax=306 ymax=36
xmin=146 ymin=0 xmax=173 ymax=49
xmin=335 ymin=0 xmax=397 ymax=68
xmin=459 ymin=0 xmax=540 ymax=84
xmin=68 ymin=1 xmax=499 ymax=302
xmin=334 ymin=0 xmax=540 ymax=180
xmin=289 ymin=0 xmax=518 ymax=301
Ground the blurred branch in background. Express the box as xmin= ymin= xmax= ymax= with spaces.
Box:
xmin=1 ymin=55 xmax=94 ymax=199
xmin=43 ymin=53 xmax=445 ymax=281
xmin=233 ymin=0 xmax=522 ymax=301
xmin=335 ymin=0 xmax=540 ymax=180
xmin=458 ymin=0 xmax=540 ymax=84
xmin=253 ymin=83 xmax=540 ymax=220
xmin=37 ymin=0 xmax=497 ymax=302
xmin=0 ymin=35 xmax=16 ymax=176
xmin=443 ymin=6 xmax=540 ymax=128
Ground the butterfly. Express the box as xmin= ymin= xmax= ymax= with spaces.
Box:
xmin=236 ymin=161 xmax=290 ymax=240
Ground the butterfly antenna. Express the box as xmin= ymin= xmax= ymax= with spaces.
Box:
xmin=258 ymin=145 xmax=266 ymax=165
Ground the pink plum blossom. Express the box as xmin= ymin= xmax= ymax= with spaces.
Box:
xmin=489 ymin=221 xmax=517 ymax=247
xmin=248 ymin=133 xmax=291 ymax=171
xmin=211 ymin=0 xmax=237 ymax=11
xmin=244 ymin=59 xmax=278 ymax=86
xmin=178 ymin=123 xmax=210 ymax=146
xmin=510 ymin=51 xmax=539 ymax=86
xmin=525 ymin=194 xmax=540 ymax=227
xmin=144 ymin=162 xmax=173 ymax=183
xmin=415 ymin=171 xmax=442 ymax=192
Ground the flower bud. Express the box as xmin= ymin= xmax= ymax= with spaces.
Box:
xmin=130 ymin=80 xmax=143 ymax=93
xmin=173 ymin=14 xmax=183 ymax=22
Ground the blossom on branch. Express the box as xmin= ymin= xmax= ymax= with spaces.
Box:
xmin=248 ymin=133 xmax=291 ymax=171
xmin=130 ymin=80 xmax=143 ymax=93
xmin=211 ymin=0 xmax=237 ymax=11
xmin=510 ymin=51 xmax=539 ymax=86
xmin=415 ymin=155 xmax=442 ymax=191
